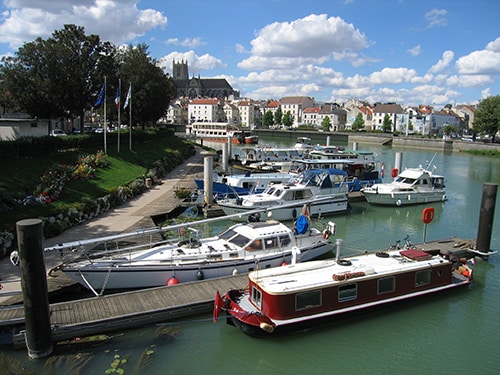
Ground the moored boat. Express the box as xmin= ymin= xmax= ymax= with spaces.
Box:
xmin=194 ymin=171 xmax=295 ymax=199
xmin=214 ymin=237 xmax=474 ymax=337
xmin=216 ymin=169 xmax=349 ymax=221
xmin=361 ymin=166 xmax=446 ymax=206
xmin=49 ymin=215 xmax=336 ymax=294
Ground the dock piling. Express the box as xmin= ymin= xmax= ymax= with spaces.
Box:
xmin=16 ymin=218 xmax=53 ymax=358
xmin=476 ymin=183 xmax=498 ymax=258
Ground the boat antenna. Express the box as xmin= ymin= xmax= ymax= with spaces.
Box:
xmin=425 ymin=152 xmax=437 ymax=170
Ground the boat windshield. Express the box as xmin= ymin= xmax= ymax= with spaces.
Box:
xmin=219 ymin=228 xmax=252 ymax=247
xmin=395 ymin=177 xmax=416 ymax=184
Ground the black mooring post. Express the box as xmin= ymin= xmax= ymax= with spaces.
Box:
xmin=476 ymin=183 xmax=498 ymax=259
xmin=16 ymin=218 xmax=53 ymax=358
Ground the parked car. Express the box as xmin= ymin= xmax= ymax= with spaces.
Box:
xmin=50 ymin=129 xmax=67 ymax=137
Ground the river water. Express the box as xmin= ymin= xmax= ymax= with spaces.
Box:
xmin=3 ymin=135 xmax=500 ymax=374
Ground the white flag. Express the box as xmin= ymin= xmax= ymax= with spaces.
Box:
xmin=123 ymin=83 xmax=131 ymax=109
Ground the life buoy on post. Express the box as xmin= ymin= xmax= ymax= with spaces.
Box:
xmin=391 ymin=168 xmax=398 ymax=178
xmin=422 ymin=207 xmax=434 ymax=224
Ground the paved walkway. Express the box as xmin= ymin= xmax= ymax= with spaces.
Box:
xmin=0 ymin=147 xmax=215 ymax=303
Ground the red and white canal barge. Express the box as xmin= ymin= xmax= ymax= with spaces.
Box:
xmin=214 ymin=239 xmax=473 ymax=336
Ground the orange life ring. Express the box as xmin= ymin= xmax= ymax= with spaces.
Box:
xmin=391 ymin=168 xmax=398 ymax=178
xmin=422 ymin=207 xmax=435 ymax=224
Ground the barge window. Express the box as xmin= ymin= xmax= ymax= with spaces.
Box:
xmin=296 ymin=291 xmax=322 ymax=310
xmin=415 ymin=269 xmax=431 ymax=286
xmin=251 ymin=287 xmax=262 ymax=309
xmin=378 ymin=277 xmax=395 ymax=294
xmin=338 ymin=284 xmax=357 ymax=302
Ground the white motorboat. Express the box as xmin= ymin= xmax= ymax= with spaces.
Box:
xmin=361 ymin=166 xmax=446 ymax=206
xmin=194 ymin=171 xmax=295 ymax=199
xmin=217 ymin=169 xmax=349 ymax=221
xmin=49 ymin=216 xmax=336 ymax=293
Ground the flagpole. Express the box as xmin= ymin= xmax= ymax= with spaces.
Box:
xmin=104 ymin=76 xmax=107 ymax=154
xmin=117 ymin=78 xmax=121 ymax=153
xmin=129 ymin=83 xmax=132 ymax=151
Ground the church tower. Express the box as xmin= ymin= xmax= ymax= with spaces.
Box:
xmin=172 ymin=59 xmax=189 ymax=80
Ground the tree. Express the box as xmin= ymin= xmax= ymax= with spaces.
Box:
xmin=282 ymin=111 xmax=294 ymax=127
xmin=0 ymin=25 xmax=116 ymax=132
xmin=352 ymin=113 xmax=365 ymax=131
xmin=274 ymin=106 xmax=283 ymax=125
xmin=382 ymin=114 xmax=393 ymax=132
xmin=263 ymin=110 xmax=274 ymax=127
xmin=474 ymin=95 xmax=500 ymax=142
xmin=117 ymin=44 xmax=176 ymax=128
xmin=321 ymin=116 xmax=331 ymax=131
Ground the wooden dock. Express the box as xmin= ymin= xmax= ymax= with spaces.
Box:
xmin=0 ymin=237 xmax=476 ymax=348
xmin=0 ymin=274 xmax=248 ymax=348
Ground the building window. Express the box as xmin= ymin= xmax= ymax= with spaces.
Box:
xmin=378 ymin=276 xmax=395 ymax=294
xmin=415 ymin=269 xmax=431 ymax=286
xmin=251 ymin=286 xmax=262 ymax=308
xmin=296 ymin=290 xmax=322 ymax=310
xmin=338 ymin=283 xmax=357 ymax=302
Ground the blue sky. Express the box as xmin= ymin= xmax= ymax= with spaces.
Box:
xmin=0 ymin=0 xmax=499 ymax=107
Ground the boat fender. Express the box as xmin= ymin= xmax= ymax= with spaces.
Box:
xmin=391 ymin=168 xmax=398 ymax=178
xmin=292 ymin=208 xmax=297 ymax=219
xmin=197 ymin=270 xmax=204 ymax=280
xmin=259 ymin=322 xmax=275 ymax=333
xmin=376 ymin=251 xmax=390 ymax=258
xmin=396 ymin=199 xmax=402 ymax=206
xmin=167 ymin=276 xmax=179 ymax=286
xmin=322 ymin=229 xmax=331 ymax=239
xmin=337 ymin=259 xmax=352 ymax=266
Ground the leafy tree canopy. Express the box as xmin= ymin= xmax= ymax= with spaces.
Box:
xmin=321 ymin=116 xmax=331 ymax=131
xmin=352 ymin=112 xmax=365 ymax=131
xmin=0 ymin=25 xmax=175 ymax=129
xmin=274 ymin=106 xmax=283 ymax=125
xmin=282 ymin=111 xmax=294 ymax=126
xmin=474 ymin=95 xmax=500 ymax=141
xmin=263 ymin=110 xmax=274 ymax=127
xmin=382 ymin=114 xmax=393 ymax=132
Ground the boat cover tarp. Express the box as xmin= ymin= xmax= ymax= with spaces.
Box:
xmin=295 ymin=214 xmax=309 ymax=234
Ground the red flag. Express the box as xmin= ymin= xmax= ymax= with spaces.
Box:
xmin=213 ymin=290 xmax=224 ymax=323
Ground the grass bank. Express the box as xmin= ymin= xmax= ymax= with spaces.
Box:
xmin=0 ymin=131 xmax=195 ymax=244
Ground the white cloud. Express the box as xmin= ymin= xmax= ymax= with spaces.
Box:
xmin=158 ymin=50 xmax=225 ymax=74
xmin=407 ymin=45 xmax=422 ymax=57
xmin=0 ymin=0 xmax=167 ymax=49
xmin=239 ymin=14 xmax=369 ymax=71
xmin=428 ymin=50 xmax=454 ymax=74
xmin=425 ymin=8 xmax=448 ymax=29
xmin=456 ymin=47 xmax=500 ymax=75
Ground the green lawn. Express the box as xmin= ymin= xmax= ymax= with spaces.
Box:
xmin=0 ymin=133 xmax=194 ymax=230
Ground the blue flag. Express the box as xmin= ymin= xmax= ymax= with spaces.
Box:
xmin=94 ymin=82 xmax=106 ymax=107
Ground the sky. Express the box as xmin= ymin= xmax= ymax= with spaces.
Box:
xmin=0 ymin=0 xmax=499 ymax=107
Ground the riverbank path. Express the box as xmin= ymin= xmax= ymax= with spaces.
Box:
xmin=0 ymin=146 xmax=214 ymax=304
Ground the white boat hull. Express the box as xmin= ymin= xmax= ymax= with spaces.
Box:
xmin=62 ymin=242 xmax=333 ymax=290
xmin=218 ymin=196 xmax=349 ymax=222
xmin=362 ymin=190 xmax=447 ymax=206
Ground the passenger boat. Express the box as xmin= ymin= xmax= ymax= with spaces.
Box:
xmin=294 ymin=137 xmax=316 ymax=151
xmin=361 ymin=166 xmax=446 ymax=206
xmin=194 ymin=171 xmax=295 ymax=199
xmin=289 ymin=157 xmax=381 ymax=192
xmin=214 ymin=237 xmax=474 ymax=336
xmin=233 ymin=146 xmax=305 ymax=166
xmin=216 ymin=169 xmax=349 ymax=221
xmin=230 ymin=130 xmax=258 ymax=145
xmin=48 ymin=214 xmax=336 ymax=294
